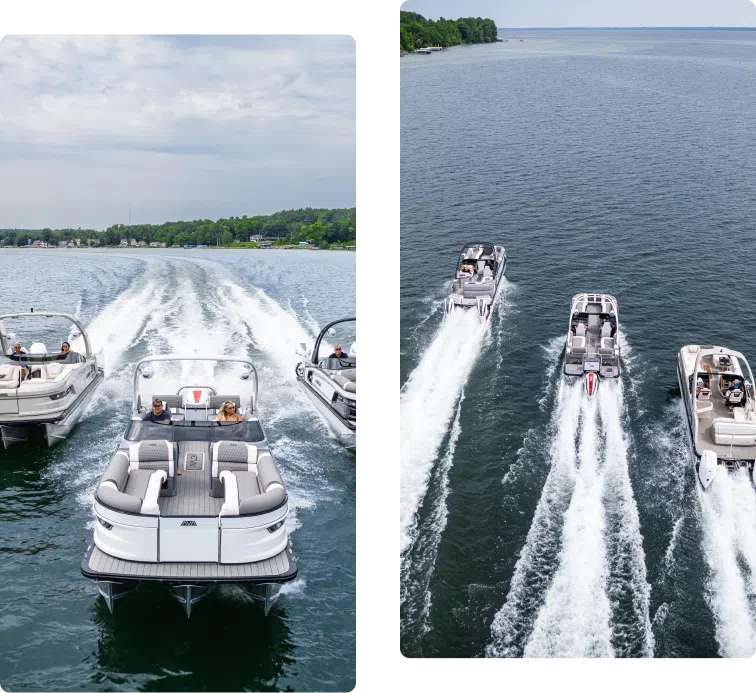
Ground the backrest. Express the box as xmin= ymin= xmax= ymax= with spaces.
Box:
xmin=483 ymin=265 xmax=493 ymax=278
xmin=212 ymin=440 xmax=257 ymax=475
xmin=0 ymin=363 xmax=20 ymax=388
xmin=128 ymin=439 xmax=174 ymax=476
xmin=575 ymin=323 xmax=586 ymax=336
xmin=44 ymin=362 xmax=64 ymax=379
xmin=100 ymin=451 xmax=130 ymax=491
xmin=730 ymin=389 xmax=744 ymax=403
xmin=601 ymin=322 xmax=612 ymax=337
xmin=257 ymin=453 xmax=283 ymax=491
xmin=476 ymin=260 xmax=485 ymax=276
xmin=152 ymin=394 xmax=183 ymax=412
xmin=208 ymin=395 xmax=242 ymax=412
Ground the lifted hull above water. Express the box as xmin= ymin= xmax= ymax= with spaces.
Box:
xmin=297 ymin=378 xmax=356 ymax=450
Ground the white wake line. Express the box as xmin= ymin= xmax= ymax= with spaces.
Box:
xmin=523 ymin=391 xmax=615 ymax=658
xmin=699 ymin=469 xmax=756 ymax=657
xmin=400 ymin=307 xmax=491 ymax=555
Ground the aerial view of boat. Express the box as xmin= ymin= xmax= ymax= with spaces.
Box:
xmin=0 ymin=311 xmax=104 ymax=448
xmin=677 ymin=345 xmax=756 ymax=490
xmin=444 ymin=242 xmax=507 ymax=319
xmin=563 ymin=292 xmax=620 ymax=396
xmin=295 ymin=317 xmax=356 ymax=450
xmin=81 ymin=354 xmax=297 ymax=616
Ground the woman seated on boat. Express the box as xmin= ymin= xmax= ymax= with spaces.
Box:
xmin=217 ymin=401 xmax=243 ymax=423
xmin=460 ymin=263 xmax=475 ymax=276
xmin=60 ymin=342 xmax=83 ymax=364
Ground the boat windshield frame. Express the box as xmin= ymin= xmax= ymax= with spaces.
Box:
xmin=131 ymin=354 xmax=259 ymax=414
xmin=311 ymin=317 xmax=356 ymax=365
xmin=0 ymin=312 xmax=94 ymax=359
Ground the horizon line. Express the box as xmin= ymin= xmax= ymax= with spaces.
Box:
xmin=495 ymin=25 xmax=756 ymax=30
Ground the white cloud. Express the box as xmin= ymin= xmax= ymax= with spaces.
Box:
xmin=0 ymin=35 xmax=355 ymax=229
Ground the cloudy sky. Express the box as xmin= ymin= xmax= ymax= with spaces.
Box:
xmin=0 ymin=35 xmax=355 ymax=230
xmin=402 ymin=0 xmax=756 ymax=27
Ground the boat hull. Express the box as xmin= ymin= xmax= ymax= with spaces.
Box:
xmin=297 ymin=378 xmax=356 ymax=450
xmin=0 ymin=369 xmax=103 ymax=449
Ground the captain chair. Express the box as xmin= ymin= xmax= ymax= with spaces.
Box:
xmin=727 ymin=389 xmax=744 ymax=406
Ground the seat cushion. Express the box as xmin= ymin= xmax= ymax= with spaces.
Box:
xmin=124 ymin=469 xmax=154 ymax=500
xmin=233 ymin=471 xmax=261 ymax=500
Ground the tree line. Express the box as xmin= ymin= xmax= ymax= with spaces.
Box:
xmin=0 ymin=207 xmax=356 ymax=249
xmin=400 ymin=11 xmax=498 ymax=51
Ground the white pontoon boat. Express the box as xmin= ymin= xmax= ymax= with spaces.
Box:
xmin=0 ymin=312 xmax=104 ymax=448
xmin=81 ymin=354 xmax=297 ymax=616
xmin=563 ymin=293 xmax=620 ymax=396
xmin=677 ymin=345 xmax=756 ymax=490
xmin=445 ymin=242 xmax=507 ymax=319
xmin=295 ymin=318 xmax=356 ymax=450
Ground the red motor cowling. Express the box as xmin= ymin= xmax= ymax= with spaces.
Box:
xmin=584 ymin=372 xmax=599 ymax=397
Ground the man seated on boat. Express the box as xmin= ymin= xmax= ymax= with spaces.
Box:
xmin=329 ymin=345 xmax=349 ymax=360
xmin=142 ymin=398 xmax=172 ymax=423
xmin=60 ymin=341 xmax=83 ymax=364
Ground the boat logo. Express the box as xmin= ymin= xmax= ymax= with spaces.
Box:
xmin=181 ymin=520 xmax=197 ymax=526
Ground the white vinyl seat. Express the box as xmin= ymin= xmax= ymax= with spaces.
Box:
xmin=570 ymin=335 xmax=587 ymax=355
xmin=0 ymin=364 xmax=20 ymax=389
xmin=727 ymin=389 xmax=744 ymax=406
xmin=575 ymin=323 xmax=587 ymax=337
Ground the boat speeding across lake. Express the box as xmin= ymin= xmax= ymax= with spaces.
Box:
xmin=444 ymin=242 xmax=507 ymax=320
xmin=677 ymin=345 xmax=756 ymax=491
xmin=81 ymin=354 xmax=297 ymax=616
xmin=295 ymin=317 xmax=356 ymax=450
xmin=0 ymin=311 xmax=104 ymax=448
xmin=563 ymin=292 xmax=620 ymax=397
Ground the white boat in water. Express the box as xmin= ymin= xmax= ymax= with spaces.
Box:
xmin=677 ymin=345 xmax=756 ymax=490
xmin=444 ymin=242 xmax=507 ymax=319
xmin=563 ymin=292 xmax=620 ymax=396
xmin=295 ymin=318 xmax=356 ymax=450
xmin=81 ymin=354 xmax=297 ymax=616
xmin=0 ymin=311 xmax=104 ymax=448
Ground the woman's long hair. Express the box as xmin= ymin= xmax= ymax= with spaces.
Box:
xmin=219 ymin=401 xmax=236 ymax=421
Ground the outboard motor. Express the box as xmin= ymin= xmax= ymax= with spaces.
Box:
xmin=584 ymin=371 xmax=599 ymax=397
xmin=698 ymin=450 xmax=718 ymax=490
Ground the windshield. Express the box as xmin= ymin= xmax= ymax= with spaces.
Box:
xmin=125 ymin=419 xmax=265 ymax=443
xmin=321 ymin=356 xmax=357 ymax=370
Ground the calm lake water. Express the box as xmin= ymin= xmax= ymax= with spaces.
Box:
xmin=0 ymin=249 xmax=355 ymax=690
xmin=401 ymin=29 xmax=756 ymax=658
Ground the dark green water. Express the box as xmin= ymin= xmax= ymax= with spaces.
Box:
xmin=0 ymin=249 xmax=355 ymax=690
xmin=400 ymin=29 xmax=756 ymax=658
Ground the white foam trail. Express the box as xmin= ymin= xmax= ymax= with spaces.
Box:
xmin=523 ymin=394 xmax=615 ymax=658
xmin=401 ymin=391 xmax=465 ymax=633
xmin=400 ymin=308 xmax=491 ymax=554
xmin=487 ymin=379 xmax=583 ymax=657
xmin=699 ymin=469 xmax=756 ymax=657
xmin=598 ymin=381 xmax=654 ymax=657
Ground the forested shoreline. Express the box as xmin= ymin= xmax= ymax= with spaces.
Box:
xmin=0 ymin=207 xmax=356 ymax=249
xmin=400 ymin=11 xmax=498 ymax=51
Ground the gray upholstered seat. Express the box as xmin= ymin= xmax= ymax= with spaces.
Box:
xmin=96 ymin=452 xmax=167 ymax=512
xmin=152 ymin=394 xmax=183 ymax=411
xmin=124 ymin=469 xmax=154 ymax=499
xmin=128 ymin=439 xmax=174 ymax=476
xmin=219 ymin=452 xmax=286 ymax=515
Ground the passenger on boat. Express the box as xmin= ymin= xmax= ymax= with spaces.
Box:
xmin=460 ymin=263 xmax=475 ymax=275
xmin=12 ymin=343 xmax=27 ymax=356
xmin=696 ymin=376 xmax=705 ymax=395
xmin=329 ymin=345 xmax=349 ymax=359
xmin=217 ymin=401 xmax=243 ymax=423
xmin=60 ymin=342 xmax=83 ymax=364
xmin=142 ymin=398 xmax=172 ymax=423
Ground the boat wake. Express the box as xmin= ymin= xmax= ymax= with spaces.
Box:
xmin=698 ymin=468 xmax=756 ymax=657
xmin=487 ymin=377 xmax=653 ymax=658
xmin=400 ymin=305 xmax=493 ymax=556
